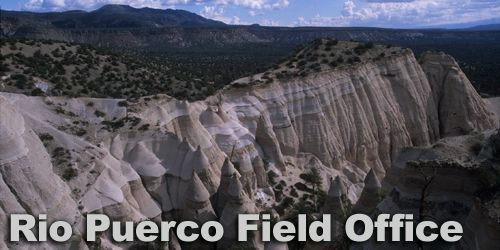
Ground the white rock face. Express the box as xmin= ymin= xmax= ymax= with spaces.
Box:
xmin=0 ymin=96 xmax=28 ymax=164
xmin=0 ymin=51 xmax=496 ymax=249
xmin=0 ymin=96 xmax=85 ymax=250
xmin=486 ymin=97 xmax=500 ymax=123
xmin=420 ymin=52 xmax=496 ymax=137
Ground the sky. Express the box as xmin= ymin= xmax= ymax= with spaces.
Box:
xmin=1 ymin=0 xmax=500 ymax=28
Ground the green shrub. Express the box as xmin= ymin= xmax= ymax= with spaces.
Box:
xmin=12 ymin=74 xmax=28 ymax=89
xmin=39 ymin=133 xmax=54 ymax=142
xmin=117 ymin=100 xmax=128 ymax=107
xmin=267 ymin=171 xmax=278 ymax=186
xmin=31 ymin=88 xmax=44 ymax=96
xmin=94 ymin=110 xmax=106 ymax=118
xmin=62 ymin=168 xmax=78 ymax=181
xmin=138 ymin=124 xmax=150 ymax=131
xmin=326 ymin=39 xmax=339 ymax=46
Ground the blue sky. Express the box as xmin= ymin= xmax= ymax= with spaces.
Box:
xmin=2 ymin=0 xmax=500 ymax=28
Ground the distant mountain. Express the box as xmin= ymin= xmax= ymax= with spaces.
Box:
xmin=1 ymin=4 xmax=226 ymax=28
xmin=423 ymin=18 xmax=500 ymax=30
xmin=467 ymin=24 xmax=500 ymax=31
xmin=3 ymin=5 xmax=500 ymax=47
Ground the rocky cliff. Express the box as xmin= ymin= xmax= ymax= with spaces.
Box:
xmin=0 ymin=41 xmax=497 ymax=249
xmin=365 ymin=129 xmax=500 ymax=250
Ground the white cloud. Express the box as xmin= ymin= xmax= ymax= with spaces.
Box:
xmin=172 ymin=0 xmax=289 ymax=10
xmin=199 ymin=5 xmax=244 ymax=24
xmin=272 ymin=0 xmax=289 ymax=9
xmin=295 ymin=14 xmax=349 ymax=27
xmin=260 ymin=18 xmax=280 ymax=26
xmin=342 ymin=0 xmax=355 ymax=16
xmin=294 ymin=0 xmax=500 ymax=28
xmin=25 ymin=0 xmax=66 ymax=11
xmin=200 ymin=5 xmax=224 ymax=16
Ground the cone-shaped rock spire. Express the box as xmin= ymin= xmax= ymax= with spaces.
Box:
xmin=221 ymin=157 xmax=238 ymax=177
xmin=219 ymin=175 xmax=260 ymax=249
xmin=364 ymin=168 xmax=381 ymax=190
xmin=353 ymin=169 xmax=382 ymax=214
xmin=186 ymin=171 xmax=211 ymax=205
xmin=322 ymin=176 xmax=347 ymax=218
xmin=215 ymin=157 xmax=241 ymax=214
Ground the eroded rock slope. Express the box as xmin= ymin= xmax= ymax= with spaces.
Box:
xmin=0 ymin=41 xmax=497 ymax=249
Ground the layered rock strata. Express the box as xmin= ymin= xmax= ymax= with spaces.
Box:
xmin=0 ymin=49 xmax=497 ymax=249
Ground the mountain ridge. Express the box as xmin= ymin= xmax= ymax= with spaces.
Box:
xmin=467 ymin=23 xmax=500 ymax=31
xmin=1 ymin=4 xmax=227 ymax=29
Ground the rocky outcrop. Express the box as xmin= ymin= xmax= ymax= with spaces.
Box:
xmin=353 ymin=169 xmax=382 ymax=214
xmin=0 ymin=47 xmax=497 ymax=249
xmin=214 ymin=158 xmax=239 ymax=215
xmin=372 ymin=130 xmax=500 ymax=250
xmin=322 ymin=176 xmax=349 ymax=240
xmin=486 ymin=97 xmax=500 ymax=124
xmin=420 ymin=52 xmax=497 ymax=137
xmin=323 ymin=176 xmax=348 ymax=216
xmin=0 ymin=96 xmax=85 ymax=249
xmin=219 ymin=175 xmax=261 ymax=249
xmin=463 ymin=199 xmax=500 ymax=250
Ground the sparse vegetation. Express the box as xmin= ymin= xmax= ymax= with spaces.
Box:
xmin=239 ymin=38 xmax=403 ymax=85
xmin=300 ymin=168 xmax=322 ymax=209
xmin=0 ymin=39 xmax=215 ymax=100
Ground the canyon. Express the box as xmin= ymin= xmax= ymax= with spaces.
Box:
xmin=0 ymin=40 xmax=498 ymax=249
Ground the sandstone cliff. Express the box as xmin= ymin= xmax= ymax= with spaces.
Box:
xmin=0 ymin=41 xmax=497 ymax=249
